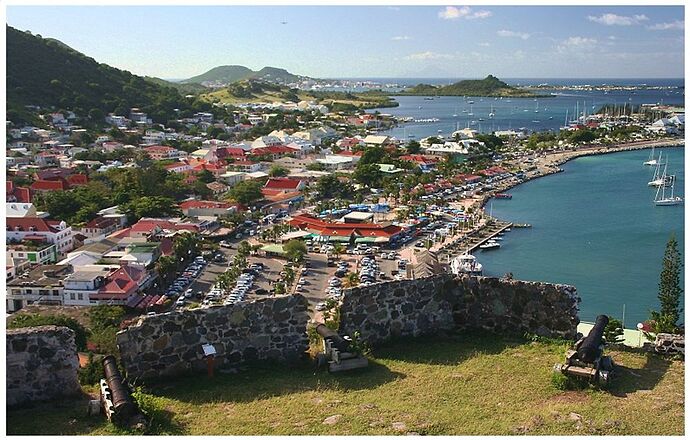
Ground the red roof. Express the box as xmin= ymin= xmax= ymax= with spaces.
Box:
xmin=250 ymin=145 xmax=295 ymax=155
xmin=288 ymin=214 xmax=402 ymax=238
xmin=84 ymin=216 xmax=116 ymax=229
xmin=6 ymin=217 xmax=65 ymax=233
xmin=6 ymin=181 xmax=32 ymax=203
xmin=264 ymin=178 xmax=304 ymax=190
xmin=31 ymin=180 xmax=67 ymax=191
xmin=94 ymin=265 xmax=146 ymax=298
xmin=66 ymin=174 xmax=89 ymax=186
xmin=179 ymin=200 xmax=232 ymax=210
xmin=217 ymin=147 xmax=246 ymax=158
xmin=144 ymin=145 xmax=177 ymax=153
xmin=399 ymin=154 xmax=439 ymax=164
xmin=130 ymin=219 xmax=199 ymax=235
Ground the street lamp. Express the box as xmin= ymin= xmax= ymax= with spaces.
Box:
xmin=636 ymin=323 xmax=644 ymax=347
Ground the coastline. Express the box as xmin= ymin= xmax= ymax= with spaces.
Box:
xmin=479 ymin=137 xmax=685 ymax=209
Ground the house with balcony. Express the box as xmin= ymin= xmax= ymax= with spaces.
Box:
xmin=6 ymin=217 xmax=73 ymax=255
xmin=6 ymin=264 xmax=71 ymax=312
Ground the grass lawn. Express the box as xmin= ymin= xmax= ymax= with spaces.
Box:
xmin=6 ymin=332 xmax=684 ymax=435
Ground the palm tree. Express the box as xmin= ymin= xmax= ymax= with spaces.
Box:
xmin=283 ymin=266 xmax=295 ymax=286
xmin=155 ymin=255 xmax=178 ymax=283
xmin=332 ymin=243 xmax=345 ymax=260
xmin=343 ymin=272 xmax=360 ymax=288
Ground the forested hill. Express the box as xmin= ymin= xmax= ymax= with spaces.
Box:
xmin=6 ymin=26 xmax=211 ymax=125
xmin=400 ymin=75 xmax=538 ymax=97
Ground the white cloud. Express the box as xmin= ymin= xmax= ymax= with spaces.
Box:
xmin=391 ymin=36 xmax=411 ymax=41
xmin=404 ymin=51 xmax=455 ymax=61
xmin=478 ymin=42 xmax=491 ymax=47
xmin=438 ymin=6 xmax=492 ymax=20
xmin=563 ymin=36 xmax=597 ymax=46
xmin=497 ymin=29 xmax=530 ymax=40
xmin=556 ymin=37 xmax=597 ymax=54
xmin=587 ymin=13 xmax=648 ymax=26
xmin=647 ymin=20 xmax=685 ymax=31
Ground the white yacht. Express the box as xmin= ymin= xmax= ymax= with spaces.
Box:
xmin=643 ymin=146 xmax=657 ymax=166
xmin=654 ymin=173 xmax=683 ymax=206
xmin=450 ymin=254 xmax=483 ymax=276
xmin=479 ymin=240 xmax=501 ymax=250
xmin=648 ymin=155 xmax=671 ymax=187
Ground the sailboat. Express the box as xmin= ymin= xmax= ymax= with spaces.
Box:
xmin=489 ymin=104 xmax=495 ymax=118
xmin=648 ymin=155 xmax=671 ymax=187
xmin=643 ymin=146 xmax=658 ymax=166
xmin=534 ymin=101 xmax=539 ymax=113
xmin=452 ymin=106 xmax=458 ymax=118
xmin=467 ymin=104 xmax=474 ymax=117
xmin=654 ymin=173 xmax=683 ymax=206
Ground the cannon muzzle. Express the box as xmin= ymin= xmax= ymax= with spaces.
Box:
xmin=315 ymin=324 xmax=351 ymax=352
xmin=577 ymin=315 xmax=609 ymax=363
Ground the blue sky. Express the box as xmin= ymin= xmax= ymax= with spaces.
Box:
xmin=6 ymin=5 xmax=685 ymax=79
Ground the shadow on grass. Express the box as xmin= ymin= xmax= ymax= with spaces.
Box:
xmin=371 ymin=330 xmax=526 ymax=366
xmin=146 ymin=358 xmax=405 ymax=405
xmin=607 ymin=354 xmax=673 ymax=398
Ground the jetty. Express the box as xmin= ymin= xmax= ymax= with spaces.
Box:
xmin=437 ymin=219 xmax=513 ymax=261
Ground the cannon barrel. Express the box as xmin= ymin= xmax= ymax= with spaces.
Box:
xmin=577 ymin=315 xmax=609 ymax=363
xmin=102 ymin=355 xmax=137 ymax=421
xmin=315 ymin=324 xmax=351 ymax=352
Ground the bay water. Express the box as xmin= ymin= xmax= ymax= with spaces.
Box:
xmin=477 ymin=147 xmax=685 ymax=326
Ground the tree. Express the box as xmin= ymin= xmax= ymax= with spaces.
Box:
xmin=284 ymin=239 xmax=307 ymax=263
xmin=268 ymin=165 xmax=289 ymax=177
xmin=332 ymin=243 xmax=345 ymax=260
xmin=306 ymin=162 xmax=326 ymax=172
xmin=406 ymin=140 xmax=421 ymax=154
xmin=343 ymin=272 xmax=360 ymax=288
xmin=237 ymin=240 xmax=252 ymax=257
xmin=649 ymin=234 xmax=683 ymax=333
xmin=87 ymin=305 xmax=125 ymax=332
xmin=122 ymin=196 xmax=181 ymax=223
xmin=227 ymin=180 xmax=263 ymax=205
xmin=353 ymin=163 xmax=382 ymax=187
xmin=155 ymin=255 xmax=178 ymax=283
xmin=283 ymin=266 xmax=295 ymax=286
xmin=604 ymin=318 xmax=625 ymax=344
xmin=196 ymin=169 xmax=215 ymax=184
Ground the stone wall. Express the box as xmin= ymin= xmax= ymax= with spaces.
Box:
xmin=338 ymin=274 xmax=580 ymax=345
xmin=6 ymin=325 xmax=81 ymax=407
xmin=116 ymin=294 xmax=310 ymax=380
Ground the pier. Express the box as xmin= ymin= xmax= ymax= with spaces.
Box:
xmin=437 ymin=219 xmax=513 ymax=261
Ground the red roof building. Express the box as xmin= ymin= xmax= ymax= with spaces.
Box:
xmin=6 ymin=181 xmax=33 ymax=203
xmin=263 ymin=178 xmax=306 ymax=192
xmin=31 ymin=179 xmax=68 ymax=192
xmin=288 ymin=214 xmax=403 ymax=241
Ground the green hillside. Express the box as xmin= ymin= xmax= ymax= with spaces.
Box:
xmin=182 ymin=65 xmax=255 ymax=84
xmin=143 ymin=76 xmax=208 ymax=95
xmin=400 ymin=75 xmax=538 ymax=97
xmin=183 ymin=65 xmax=307 ymax=86
xmin=6 ymin=26 xmax=211 ymax=125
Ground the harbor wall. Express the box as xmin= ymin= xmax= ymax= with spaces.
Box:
xmin=116 ymin=294 xmax=310 ymax=380
xmin=338 ymin=274 xmax=580 ymax=345
xmin=6 ymin=326 xmax=81 ymax=407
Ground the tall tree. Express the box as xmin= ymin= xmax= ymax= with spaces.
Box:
xmin=651 ymin=234 xmax=683 ymax=332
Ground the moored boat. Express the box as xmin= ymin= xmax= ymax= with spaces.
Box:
xmin=450 ymin=254 xmax=483 ymax=276
xmin=494 ymin=193 xmax=512 ymax=199
xmin=479 ymin=240 xmax=501 ymax=250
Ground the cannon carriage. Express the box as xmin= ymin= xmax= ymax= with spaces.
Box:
xmin=553 ymin=315 xmax=615 ymax=387
xmin=314 ymin=324 xmax=368 ymax=373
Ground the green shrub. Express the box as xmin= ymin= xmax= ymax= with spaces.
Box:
xmin=89 ymin=327 xmax=120 ymax=355
xmin=78 ymin=352 xmax=104 ymax=385
xmin=551 ymin=372 xmax=570 ymax=390
xmin=88 ymin=305 xmax=125 ymax=331
xmin=604 ymin=318 xmax=625 ymax=344
xmin=8 ymin=314 xmax=89 ymax=351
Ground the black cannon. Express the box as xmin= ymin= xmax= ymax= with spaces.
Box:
xmin=314 ymin=324 xmax=368 ymax=373
xmin=554 ymin=315 xmax=615 ymax=386
xmin=316 ymin=324 xmax=351 ymax=353
xmin=100 ymin=356 xmax=142 ymax=426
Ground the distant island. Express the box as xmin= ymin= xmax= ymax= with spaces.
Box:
xmin=397 ymin=75 xmax=543 ymax=98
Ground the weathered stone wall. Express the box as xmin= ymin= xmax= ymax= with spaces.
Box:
xmin=339 ymin=274 xmax=580 ymax=345
xmin=116 ymin=294 xmax=310 ymax=380
xmin=6 ymin=325 xmax=81 ymax=407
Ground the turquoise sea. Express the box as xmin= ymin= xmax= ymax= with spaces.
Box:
xmin=477 ymin=147 xmax=685 ymax=327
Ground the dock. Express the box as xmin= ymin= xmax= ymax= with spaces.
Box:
xmin=437 ymin=220 xmax=513 ymax=261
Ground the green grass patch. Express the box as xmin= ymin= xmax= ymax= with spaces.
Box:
xmin=7 ymin=333 xmax=684 ymax=435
